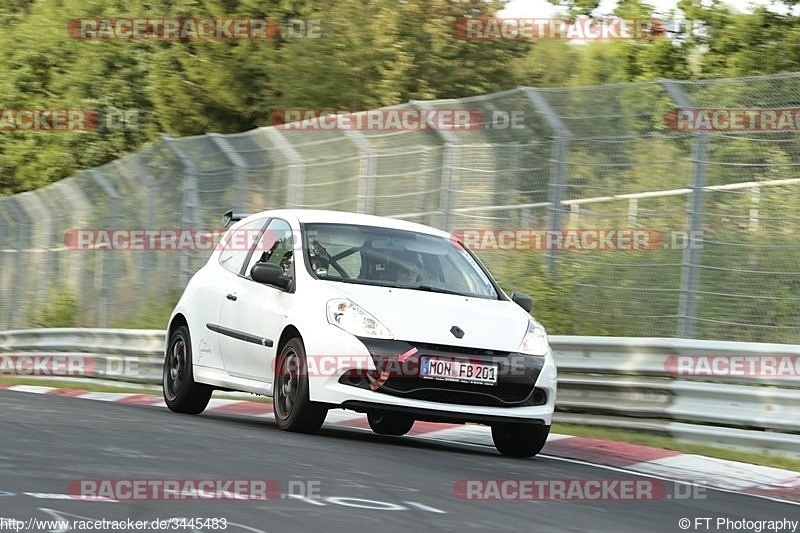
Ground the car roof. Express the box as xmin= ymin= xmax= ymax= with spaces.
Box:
xmin=244 ymin=209 xmax=452 ymax=239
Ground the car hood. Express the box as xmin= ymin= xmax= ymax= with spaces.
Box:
xmin=324 ymin=282 xmax=532 ymax=352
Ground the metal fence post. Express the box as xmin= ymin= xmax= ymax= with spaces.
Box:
xmin=5 ymin=199 xmax=30 ymax=328
xmin=88 ymin=169 xmax=120 ymax=327
xmin=124 ymin=157 xmax=156 ymax=279
xmin=660 ymin=78 xmax=707 ymax=339
xmin=498 ymin=142 xmax=523 ymax=213
xmin=209 ymin=134 xmax=246 ymax=210
xmin=162 ymin=136 xmax=201 ymax=286
xmin=344 ymin=130 xmax=376 ymax=215
xmin=264 ymin=128 xmax=305 ymax=208
xmin=52 ymin=178 xmax=92 ymax=324
xmin=522 ymin=87 xmax=571 ymax=275
xmin=0 ymin=200 xmax=12 ymax=329
xmin=410 ymin=100 xmax=459 ymax=231
xmin=14 ymin=192 xmax=52 ymax=323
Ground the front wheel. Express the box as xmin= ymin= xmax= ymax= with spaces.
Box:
xmin=273 ymin=337 xmax=328 ymax=433
xmin=491 ymin=424 xmax=550 ymax=458
xmin=163 ymin=325 xmax=213 ymax=414
xmin=367 ymin=412 xmax=415 ymax=436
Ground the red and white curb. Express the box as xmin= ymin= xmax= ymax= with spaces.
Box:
xmin=2 ymin=383 xmax=798 ymax=504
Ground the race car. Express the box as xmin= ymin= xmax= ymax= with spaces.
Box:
xmin=163 ymin=209 xmax=557 ymax=457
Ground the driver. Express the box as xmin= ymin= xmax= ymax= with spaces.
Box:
xmin=395 ymin=253 xmax=423 ymax=284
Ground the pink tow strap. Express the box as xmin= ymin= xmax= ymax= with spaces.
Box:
xmin=369 ymin=347 xmax=419 ymax=391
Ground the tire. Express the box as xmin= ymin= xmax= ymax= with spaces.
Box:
xmin=367 ymin=412 xmax=415 ymax=436
xmin=273 ymin=337 xmax=327 ymax=433
xmin=163 ymin=325 xmax=213 ymax=414
xmin=491 ymin=424 xmax=550 ymax=458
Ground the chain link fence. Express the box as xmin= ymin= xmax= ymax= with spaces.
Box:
xmin=1 ymin=73 xmax=799 ymax=342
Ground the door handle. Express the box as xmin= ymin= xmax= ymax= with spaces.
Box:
xmin=226 ymin=293 xmax=238 ymax=301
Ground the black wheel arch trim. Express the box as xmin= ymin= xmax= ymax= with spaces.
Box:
xmin=206 ymin=323 xmax=274 ymax=348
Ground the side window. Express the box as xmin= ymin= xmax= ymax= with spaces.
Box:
xmin=218 ymin=218 xmax=267 ymax=275
xmin=245 ymin=218 xmax=294 ymax=278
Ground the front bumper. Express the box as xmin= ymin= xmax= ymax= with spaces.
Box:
xmin=305 ymin=330 xmax=557 ymax=424
xmin=343 ymin=338 xmax=548 ymax=408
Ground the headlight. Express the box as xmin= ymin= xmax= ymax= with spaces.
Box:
xmin=326 ymin=299 xmax=393 ymax=339
xmin=519 ymin=320 xmax=549 ymax=356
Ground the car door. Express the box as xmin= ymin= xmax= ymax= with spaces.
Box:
xmin=217 ymin=218 xmax=296 ymax=382
xmin=206 ymin=217 xmax=269 ymax=361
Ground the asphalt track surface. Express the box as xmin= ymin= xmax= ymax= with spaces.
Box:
xmin=0 ymin=390 xmax=796 ymax=533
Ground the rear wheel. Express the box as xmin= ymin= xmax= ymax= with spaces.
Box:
xmin=367 ymin=412 xmax=415 ymax=436
xmin=163 ymin=325 xmax=213 ymax=414
xmin=491 ymin=424 xmax=550 ymax=458
xmin=273 ymin=337 xmax=328 ymax=433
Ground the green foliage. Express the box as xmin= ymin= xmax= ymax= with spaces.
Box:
xmin=479 ymin=249 xmax=604 ymax=335
xmin=553 ymin=423 xmax=800 ymax=470
xmin=2 ymin=1 xmax=800 ymax=341
xmin=678 ymin=1 xmax=800 ymax=77
xmin=0 ymin=0 xmax=154 ymax=194
xmin=1 ymin=0 xmax=800 ymax=194
xmin=113 ymin=289 xmax=183 ymax=329
xmin=27 ymin=286 xmax=78 ymax=327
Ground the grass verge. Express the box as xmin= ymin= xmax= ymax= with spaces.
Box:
xmin=0 ymin=376 xmax=160 ymax=395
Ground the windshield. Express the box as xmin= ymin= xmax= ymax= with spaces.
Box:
xmin=302 ymin=223 xmax=499 ymax=299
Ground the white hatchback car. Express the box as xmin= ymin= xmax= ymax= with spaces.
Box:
xmin=163 ymin=209 xmax=557 ymax=457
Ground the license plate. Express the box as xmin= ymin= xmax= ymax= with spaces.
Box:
xmin=420 ymin=356 xmax=498 ymax=386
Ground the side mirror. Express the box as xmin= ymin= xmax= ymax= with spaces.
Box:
xmin=511 ymin=292 xmax=533 ymax=313
xmin=251 ymin=262 xmax=292 ymax=290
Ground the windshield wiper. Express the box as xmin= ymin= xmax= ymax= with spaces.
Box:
xmin=411 ymin=284 xmax=466 ymax=296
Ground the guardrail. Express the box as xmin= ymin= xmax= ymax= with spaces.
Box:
xmin=1 ymin=329 xmax=798 ymax=457
xmin=0 ymin=328 xmax=164 ymax=384
xmin=552 ymin=337 xmax=800 ymax=458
